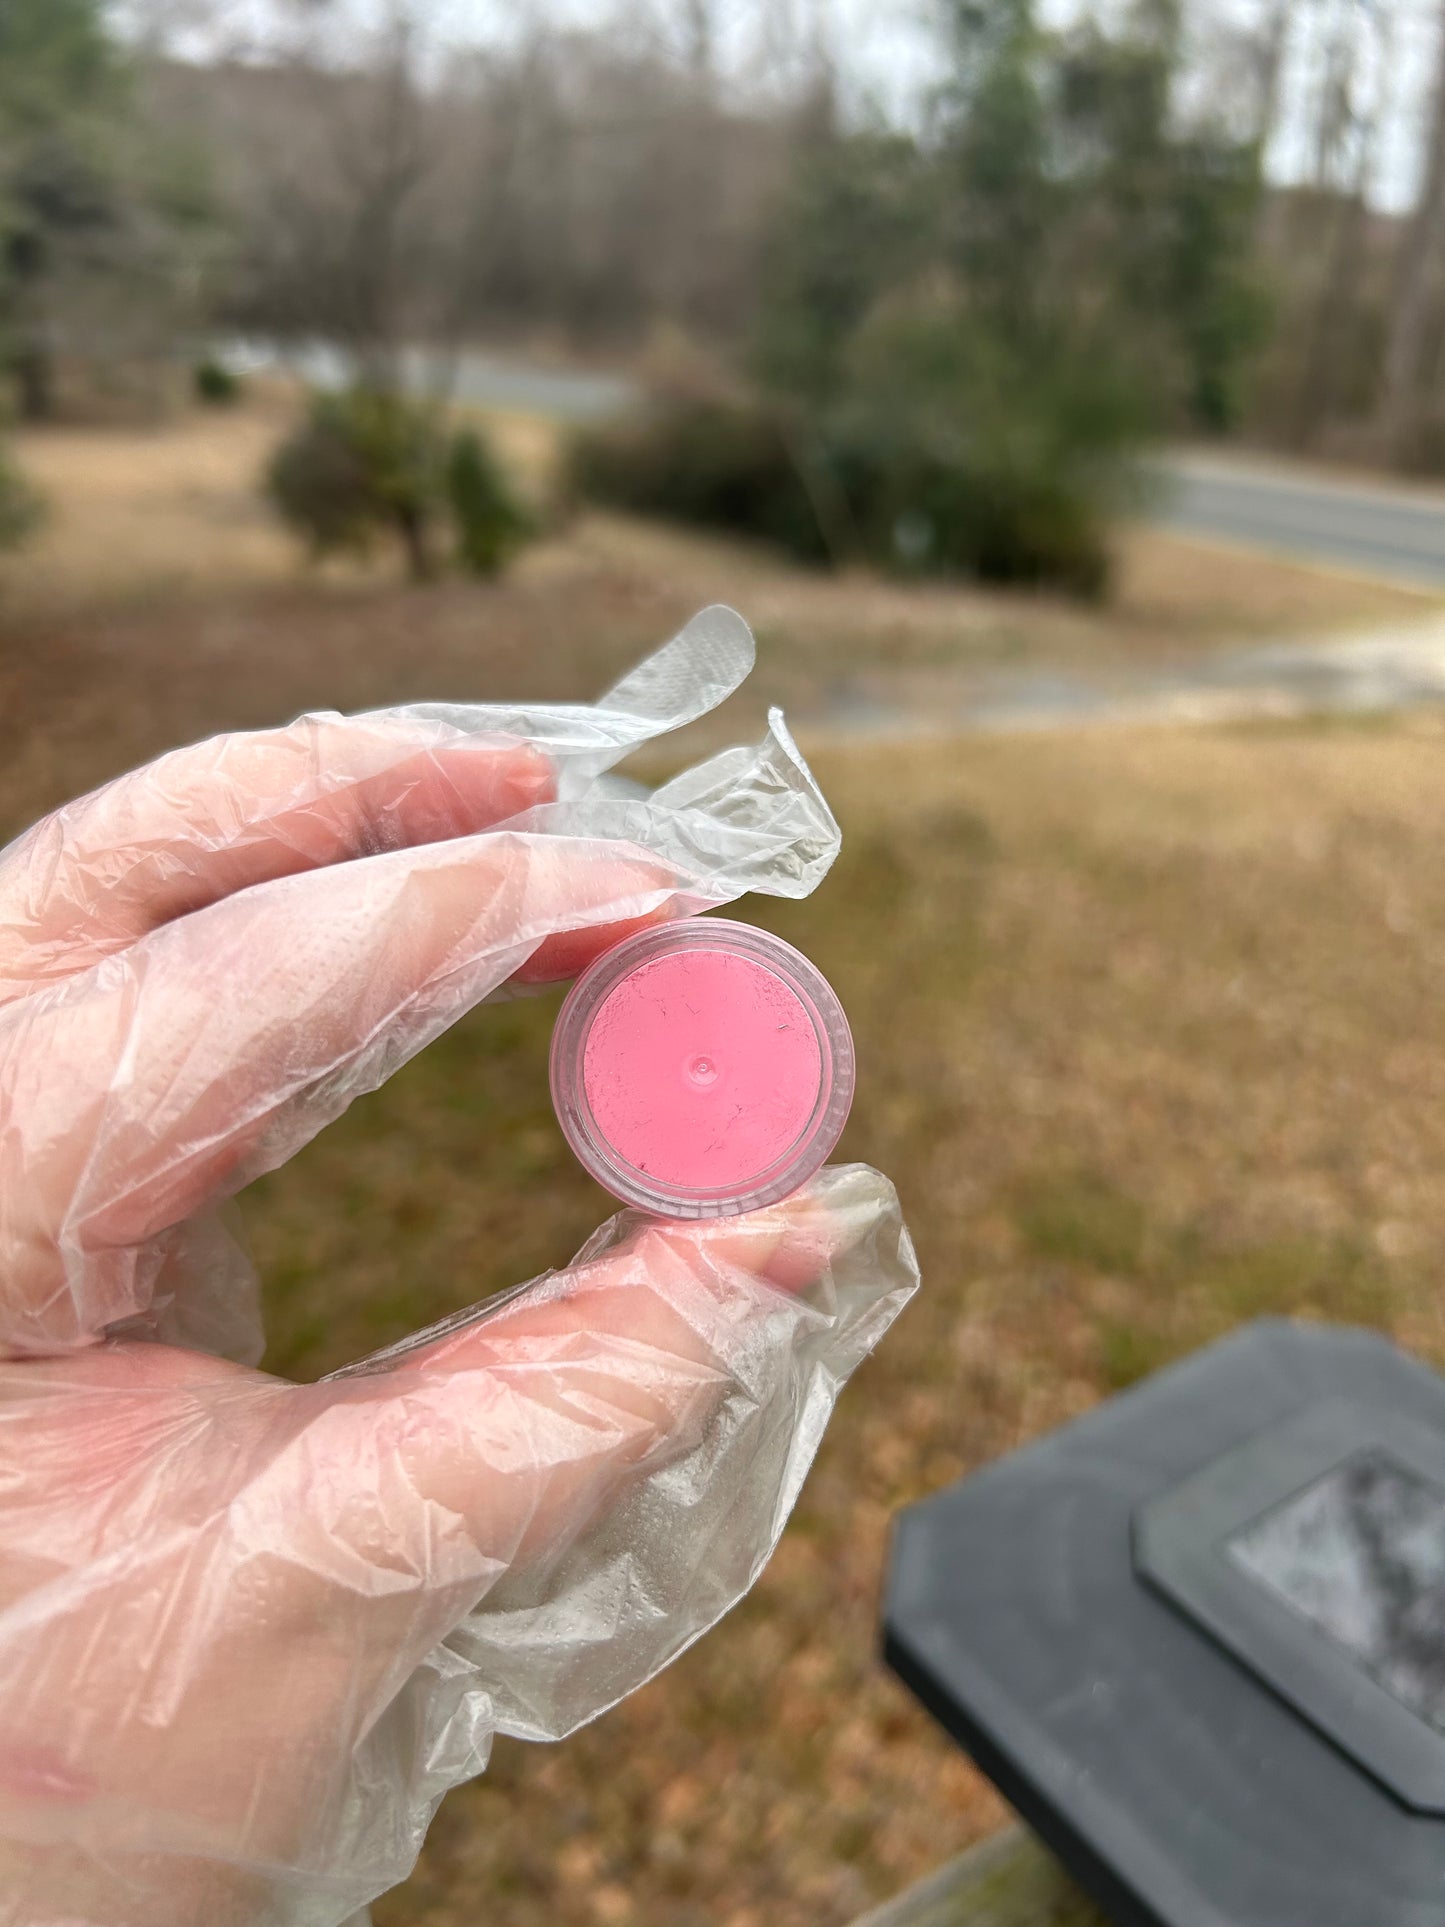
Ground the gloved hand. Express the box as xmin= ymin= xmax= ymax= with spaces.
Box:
xmin=0 ymin=611 xmax=917 ymax=1927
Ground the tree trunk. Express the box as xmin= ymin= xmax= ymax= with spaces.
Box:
xmin=12 ymin=339 xmax=55 ymax=423
xmin=1252 ymin=0 xmax=1296 ymax=151
xmin=681 ymin=0 xmax=714 ymax=86
xmin=396 ymin=503 xmax=433 ymax=582
xmin=1292 ymin=190 xmax=1367 ymax=446
xmin=1293 ymin=3 xmax=1390 ymax=446
xmin=1379 ymin=0 xmax=1445 ymax=464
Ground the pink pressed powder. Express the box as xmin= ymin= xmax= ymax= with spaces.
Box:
xmin=550 ymin=919 xmax=854 ymax=1217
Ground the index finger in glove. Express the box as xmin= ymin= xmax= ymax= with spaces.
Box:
xmin=0 ymin=716 xmax=555 ymax=1002
xmin=0 ymin=833 xmax=675 ymax=1353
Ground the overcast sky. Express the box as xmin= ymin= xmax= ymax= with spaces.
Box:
xmin=147 ymin=0 xmax=1443 ymax=213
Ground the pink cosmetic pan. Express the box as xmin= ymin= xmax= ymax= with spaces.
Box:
xmin=550 ymin=918 xmax=855 ymax=1218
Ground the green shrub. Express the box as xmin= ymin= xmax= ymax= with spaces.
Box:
xmin=0 ymin=444 xmax=42 ymax=551
xmin=822 ymin=297 xmax=1144 ymax=594
xmin=822 ymin=422 xmax=1114 ymax=596
xmin=446 ymin=429 xmax=532 ymax=577
xmin=268 ymin=387 xmax=442 ymax=576
xmin=267 ymin=389 xmax=531 ymax=581
xmin=194 ymin=357 xmax=242 ymax=407
xmin=572 ymin=400 xmax=833 ymax=564
xmin=572 ymin=326 xmax=1132 ymax=595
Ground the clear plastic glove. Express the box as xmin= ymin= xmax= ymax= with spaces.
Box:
xmin=0 ymin=609 xmax=918 ymax=1927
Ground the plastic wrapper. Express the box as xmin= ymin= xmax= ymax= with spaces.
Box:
xmin=0 ymin=607 xmax=919 ymax=1926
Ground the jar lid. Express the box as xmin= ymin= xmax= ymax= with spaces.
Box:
xmin=550 ymin=918 xmax=854 ymax=1218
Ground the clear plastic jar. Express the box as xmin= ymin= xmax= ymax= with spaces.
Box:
xmin=550 ymin=918 xmax=855 ymax=1218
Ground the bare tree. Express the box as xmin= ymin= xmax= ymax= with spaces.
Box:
xmin=143 ymin=0 xmax=845 ymax=373
xmin=1309 ymin=0 xmax=1357 ymax=190
xmin=1251 ymin=0 xmax=1298 ymax=149
xmin=1379 ymin=0 xmax=1445 ymax=460
xmin=180 ymin=2 xmax=443 ymax=385
xmin=1291 ymin=0 xmax=1393 ymax=442
xmin=681 ymin=0 xmax=717 ymax=84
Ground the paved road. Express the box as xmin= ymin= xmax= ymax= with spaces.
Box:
xmin=228 ymin=338 xmax=638 ymax=425
xmin=418 ymin=349 xmax=635 ymax=423
xmin=1146 ymin=452 xmax=1445 ymax=589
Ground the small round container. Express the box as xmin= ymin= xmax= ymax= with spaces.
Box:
xmin=550 ymin=918 xmax=855 ymax=1218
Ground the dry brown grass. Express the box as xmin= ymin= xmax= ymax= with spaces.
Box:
xmin=0 ymin=391 xmax=566 ymax=620
xmin=578 ymin=512 xmax=1438 ymax=663
xmin=4 ymin=395 xmax=1438 ymax=842
xmin=7 ymin=399 xmax=1445 ymax=1924
xmin=1107 ymin=523 xmax=1435 ymax=639
xmin=3 ymin=392 xmax=301 ymax=613
xmin=3 ymin=394 xmax=1433 ymax=676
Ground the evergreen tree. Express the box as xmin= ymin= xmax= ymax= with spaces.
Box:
xmin=0 ymin=0 xmax=214 ymax=420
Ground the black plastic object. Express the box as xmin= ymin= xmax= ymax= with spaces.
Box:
xmin=884 ymin=1320 xmax=1445 ymax=1927
xmin=1137 ymin=1398 xmax=1445 ymax=1812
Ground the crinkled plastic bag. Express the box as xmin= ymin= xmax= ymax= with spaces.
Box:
xmin=0 ymin=607 xmax=918 ymax=1926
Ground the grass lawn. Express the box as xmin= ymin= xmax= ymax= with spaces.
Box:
xmin=241 ymin=713 xmax=1443 ymax=1927
xmin=3 ymin=395 xmax=1438 ymax=796
xmin=5 ymin=398 xmax=1445 ymax=1923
